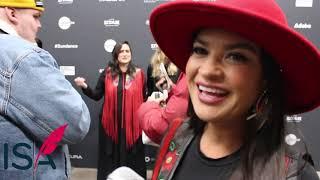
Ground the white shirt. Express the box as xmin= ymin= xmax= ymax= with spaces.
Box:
xmin=0 ymin=19 xmax=19 ymax=36
xmin=0 ymin=19 xmax=38 ymax=46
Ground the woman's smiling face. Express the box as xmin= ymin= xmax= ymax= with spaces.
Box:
xmin=186 ymin=28 xmax=264 ymax=124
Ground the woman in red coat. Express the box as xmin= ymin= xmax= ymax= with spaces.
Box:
xmin=148 ymin=0 xmax=320 ymax=179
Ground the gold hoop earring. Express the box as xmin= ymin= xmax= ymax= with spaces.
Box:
xmin=246 ymin=90 xmax=268 ymax=121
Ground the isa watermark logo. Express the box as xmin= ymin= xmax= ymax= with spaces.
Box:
xmin=2 ymin=124 xmax=68 ymax=172
xmin=34 ymin=124 xmax=68 ymax=172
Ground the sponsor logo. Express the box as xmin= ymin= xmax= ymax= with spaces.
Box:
xmin=99 ymin=69 xmax=105 ymax=73
xmin=286 ymin=115 xmax=302 ymax=123
xmin=58 ymin=0 xmax=73 ymax=4
xmin=145 ymin=156 xmax=156 ymax=163
xmin=285 ymin=134 xmax=301 ymax=146
xmin=151 ymin=43 xmax=158 ymax=50
xmin=144 ymin=0 xmax=157 ymax=3
xmin=145 ymin=156 xmax=151 ymax=163
xmin=99 ymin=0 xmax=126 ymax=2
xmin=192 ymin=0 xmax=216 ymax=1
xmin=60 ymin=66 xmax=75 ymax=76
xmin=104 ymin=19 xmax=120 ymax=27
xmin=295 ymin=0 xmax=313 ymax=7
xmin=35 ymin=0 xmax=44 ymax=6
xmin=58 ymin=16 xmax=75 ymax=30
xmin=294 ymin=23 xmax=312 ymax=29
xmin=144 ymin=0 xmax=175 ymax=3
xmin=104 ymin=39 xmax=117 ymax=52
xmin=54 ymin=44 xmax=79 ymax=49
xmin=69 ymin=154 xmax=83 ymax=160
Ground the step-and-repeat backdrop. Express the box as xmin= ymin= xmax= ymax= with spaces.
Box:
xmin=38 ymin=0 xmax=320 ymax=170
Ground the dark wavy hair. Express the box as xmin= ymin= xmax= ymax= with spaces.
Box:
xmin=188 ymin=50 xmax=290 ymax=179
xmin=107 ymin=41 xmax=137 ymax=77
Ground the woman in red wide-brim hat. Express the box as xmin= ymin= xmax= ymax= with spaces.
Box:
xmin=149 ymin=0 xmax=320 ymax=179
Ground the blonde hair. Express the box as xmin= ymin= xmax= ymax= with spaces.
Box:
xmin=150 ymin=48 xmax=178 ymax=78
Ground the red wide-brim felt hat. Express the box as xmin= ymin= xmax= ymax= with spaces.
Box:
xmin=150 ymin=0 xmax=320 ymax=115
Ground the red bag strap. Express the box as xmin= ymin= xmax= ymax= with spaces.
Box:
xmin=285 ymin=155 xmax=291 ymax=175
xmin=152 ymin=118 xmax=183 ymax=180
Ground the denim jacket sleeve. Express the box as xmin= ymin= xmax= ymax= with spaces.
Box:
xmin=3 ymin=45 xmax=91 ymax=144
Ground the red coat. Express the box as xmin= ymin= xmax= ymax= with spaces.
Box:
xmin=137 ymin=73 xmax=189 ymax=144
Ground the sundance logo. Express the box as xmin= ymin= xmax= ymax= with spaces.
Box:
xmin=104 ymin=39 xmax=117 ymax=53
xmin=54 ymin=44 xmax=79 ymax=49
xmin=58 ymin=16 xmax=75 ymax=30
xmin=285 ymin=134 xmax=301 ymax=146
xmin=294 ymin=23 xmax=312 ymax=29
xmin=104 ymin=19 xmax=120 ymax=27
xmin=99 ymin=0 xmax=125 ymax=2
xmin=58 ymin=0 xmax=73 ymax=4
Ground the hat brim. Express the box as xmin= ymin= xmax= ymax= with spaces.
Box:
xmin=150 ymin=1 xmax=320 ymax=114
xmin=0 ymin=3 xmax=44 ymax=11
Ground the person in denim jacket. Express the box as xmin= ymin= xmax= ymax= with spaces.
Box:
xmin=0 ymin=0 xmax=91 ymax=179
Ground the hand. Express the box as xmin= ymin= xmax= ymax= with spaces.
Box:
xmin=155 ymin=76 xmax=166 ymax=91
xmin=147 ymin=92 xmax=165 ymax=104
xmin=155 ymin=76 xmax=175 ymax=92
xmin=74 ymin=77 xmax=88 ymax=89
xmin=165 ymin=77 xmax=174 ymax=92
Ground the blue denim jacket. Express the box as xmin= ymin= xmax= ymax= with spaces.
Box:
xmin=0 ymin=34 xmax=91 ymax=180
